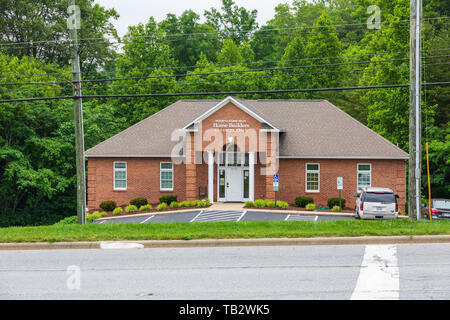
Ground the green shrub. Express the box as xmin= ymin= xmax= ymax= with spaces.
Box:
xmin=130 ymin=197 xmax=148 ymax=207
xmin=202 ymin=198 xmax=211 ymax=206
xmin=277 ymin=201 xmax=289 ymax=209
xmin=306 ymin=203 xmax=316 ymax=211
xmin=170 ymin=202 xmax=180 ymax=208
xmin=332 ymin=205 xmax=341 ymax=212
xmin=125 ymin=205 xmax=137 ymax=213
xmin=327 ymin=198 xmax=346 ymax=209
xmin=245 ymin=201 xmax=254 ymax=207
xmin=113 ymin=207 xmax=123 ymax=215
xmin=295 ymin=197 xmax=314 ymax=207
xmin=197 ymin=201 xmax=206 ymax=208
xmin=53 ymin=216 xmax=78 ymax=225
xmin=265 ymin=200 xmax=276 ymax=207
xmin=99 ymin=211 xmax=107 ymax=217
xmin=181 ymin=201 xmax=195 ymax=207
xmin=398 ymin=209 xmax=404 ymax=215
xmin=139 ymin=204 xmax=152 ymax=211
xmin=156 ymin=203 xmax=168 ymax=211
xmin=159 ymin=195 xmax=177 ymax=205
xmin=254 ymin=199 xmax=265 ymax=208
xmin=100 ymin=200 xmax=116 ymax=212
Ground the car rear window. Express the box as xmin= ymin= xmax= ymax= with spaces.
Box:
xmin=433 ymin=200 xmax=450 ymax=209
xmin=363 ymin=192 xmax=395 ymax=203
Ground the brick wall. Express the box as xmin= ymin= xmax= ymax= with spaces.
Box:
xmin=87 ymin=157 xmax=185 ymax=210
xmin=274 ymin=158 xmax=406 ymax=211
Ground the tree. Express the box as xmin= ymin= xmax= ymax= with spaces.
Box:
xmin=0 ymin=0 xmax=119 ymax=74
xmin=159 ymin=10 xmax=221 ymax=71
xmin=109 ymin=17 xmax=178 ymax=125
xmin=204 ymin=0 xmax=258 ymax=44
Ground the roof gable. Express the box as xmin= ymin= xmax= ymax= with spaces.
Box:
xmin=182 ymin=96 xmax=279 ymax=132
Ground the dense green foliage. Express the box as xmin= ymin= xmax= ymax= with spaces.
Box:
xmin=295 ymin=196 xmax=315 ymax=207
xmin=0 ymin=0 xmax=448 ymax=227
xmin=130 ymin=197 xmax=148 ymax=207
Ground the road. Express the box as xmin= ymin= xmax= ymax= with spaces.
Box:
xmin=0 ymin=243 xmax=449 ymax=300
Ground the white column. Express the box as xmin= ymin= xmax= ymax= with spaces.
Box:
xmin=208 ymin=151 xmax=214 ymax=203
xmin=249 ymin=152 xmax=255 ymax=201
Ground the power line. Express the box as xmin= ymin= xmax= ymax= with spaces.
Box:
xmin=0 ymin=51 xmax=410 ymax=80
xmin=3 ymin=55 xmax=448 ymax=87
xmin=0 ymin=82 xmax=448 ymax=103
xmin=1 ymin=16 xmax=447 ymax=48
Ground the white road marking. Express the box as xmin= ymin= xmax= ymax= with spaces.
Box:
xmin=140 ymin=215 xmax=155 ymax=224
xmin=236 ymin=211 xmax=247 ymax=221
xmin=350 ymin=245 xmax=399 ymax=300
xmin=314 ymin=216 xmax=319 ymax=221
xmin=190 ymin=211 xmax=203 ymax=222
xmin=285 ymin=215 xmax=290 ymax=221
xmin=99 ymin=220 xmax=107 ymax=224
xmin=100 ymin=242 xmax=144 ymax=249
xmin=191 ymin=210 xmax=243 ymax=222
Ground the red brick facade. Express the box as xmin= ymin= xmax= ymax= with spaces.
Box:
xmin=87 ymin=101 xmax=406 ymax=212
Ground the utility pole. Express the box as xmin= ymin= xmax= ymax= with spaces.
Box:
xmin=68 ymin=1 xmax=86 ymax=224
xmin=409 ymin=0 xmax=422 ymax=220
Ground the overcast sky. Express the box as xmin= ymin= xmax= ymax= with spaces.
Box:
xmin=95 ymin=0 xmax=294 ymax=37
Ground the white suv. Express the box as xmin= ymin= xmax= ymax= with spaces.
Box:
xmin=354 ymin=187 xmax=399 ymax=220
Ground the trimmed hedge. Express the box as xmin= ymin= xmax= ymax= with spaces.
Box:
xmin=306 ymin=203 xmax=316 ymax=211
xmin=100 ymin=200 xmax=116 ymax=212
xmin=156 ymin=203 xmax=168 ymax=211
xmin=125 ymin=205 xmax=137 ymax=213
xmin=327 ymin=198 xmax=346 ymax=209
xmin=295 ymin=197 xmax=314 ymax=207
xmin=159 ymin=195 xmax=177 ymax=205
xmin=139 ymin=204 xmax=152 ymax=211
xmin=130 ymin=197 xmax=148 ymax=207
xmin=113 ymin=207 xmax=123 ymax=215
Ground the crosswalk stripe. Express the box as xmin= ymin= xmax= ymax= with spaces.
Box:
xmin=350 ymin=245 xmax=399 ymax=300
xmin=191 ymin=210 xmax=244 ymax=222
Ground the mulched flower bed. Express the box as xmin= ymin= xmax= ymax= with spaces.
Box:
xmin=244 ymin=204 xmax=354 ymax=213
xmin=93 ymin=204 xmax=212 ymax=218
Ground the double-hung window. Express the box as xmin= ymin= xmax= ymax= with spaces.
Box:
xmin=160 ymin=162 xmax=173 ymax=191
xmin=306 ymin=163 xmax=320 ymax=192
xmin=113 ymin=161 xmax=127 ymax=190
xmin=357 ymin=163 xmax=371 ymax=191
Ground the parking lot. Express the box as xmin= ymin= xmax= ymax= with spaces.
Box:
xmin=95 ymin=210 xmax=354 ymax=224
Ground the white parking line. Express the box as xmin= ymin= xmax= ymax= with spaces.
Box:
xmin=190 ymin=211 xmax=203 ymax=222
xmin=314 ymin=216 xmax=319 ymax=221
xmin=191 ymin=210 xmax=244 ymax=222
xmin=236 ymin=211 xmax=247 ymax=221
xmin=140 ymin=215 xmax=155 ymax=224
xmin=350 ymin=245 xmax=399 ymax=300
xmin=99 ymin=220 xmax=107 ymax=224
xmin=285 ymin=214 xmax=290 ymax=221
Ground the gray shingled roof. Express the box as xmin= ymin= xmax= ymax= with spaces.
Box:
xmin=85 ymin=97 xmax=408 ymax=159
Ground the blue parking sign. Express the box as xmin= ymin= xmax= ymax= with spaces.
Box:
xmin=273 ymin=174 xmax=279 ymax=182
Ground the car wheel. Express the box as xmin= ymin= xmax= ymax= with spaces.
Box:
xmin=354 ymin=207 xmax=360 ymax=220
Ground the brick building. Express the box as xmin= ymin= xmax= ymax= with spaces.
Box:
xmin=85 ymin=97 xmax=408 ymax=211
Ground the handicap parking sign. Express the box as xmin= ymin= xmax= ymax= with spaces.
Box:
xmin=273 ymin=174 xmax=279 ymax=182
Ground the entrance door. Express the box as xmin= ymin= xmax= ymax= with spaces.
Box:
xmin=225 ymin=167 xmax=243 ymax=202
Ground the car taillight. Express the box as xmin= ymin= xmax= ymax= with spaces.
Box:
xmin=395 ymin=202 xmax=398 ymax=211
xmin=431 ymin=209 xmax=441 ymax=214
xmin=360 ymin=202 xmax=364 ymax=211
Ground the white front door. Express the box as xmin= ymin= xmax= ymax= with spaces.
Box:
xmin=226 ymin=167 xmax=242 ymax=202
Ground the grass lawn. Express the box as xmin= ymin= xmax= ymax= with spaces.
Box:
xmin=0 ymin=219 xmax=449 ymax=243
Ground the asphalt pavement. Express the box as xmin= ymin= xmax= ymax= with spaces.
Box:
xmin=95 ymin=210 xmax=353 ymax=224
xmin=0 ymin=243 xmax=448 ymax=300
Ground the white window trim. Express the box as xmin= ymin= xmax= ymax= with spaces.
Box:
xmin=305 ymin=163 xmax=320 ymax=193
xmin=160 ymin=162 xmax=174 ymax=191
xmin=113 ymin=161 xmax=127 ymax=190
xmin=357 ymin=163 xmax=372 ymax=191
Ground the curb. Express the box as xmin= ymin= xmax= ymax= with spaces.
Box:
xmin=1 ymin=235 xmax=449 ymax=251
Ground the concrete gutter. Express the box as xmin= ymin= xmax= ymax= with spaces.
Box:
xmin=1 ymin=235 xmax=449 ymax=251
